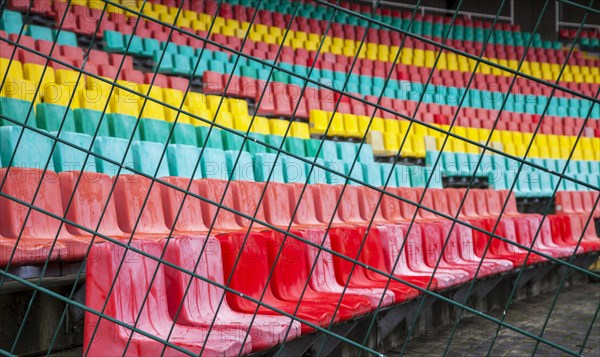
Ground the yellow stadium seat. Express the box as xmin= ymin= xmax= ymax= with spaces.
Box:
xmin=233 ymin=114 xmax=251 ymax=132
xmin=228 ymin=99 xmax=249 ymax=117
xmin=186 ymin=92 xmax=208 ymax=111
xmin=309 ymin=110 xmax=344 ymax=136
xmin=213 ymin=111 xmax=234 ymax=129
xmin=291 ymin=121 xmax=310 ymax=139
xmin=359 ymin=116 xmax=384 ymax=136
xmin=503 ymin=142 xmax=517 ymax=157
xmin=537 ymin=145 xmax=550 ymax=158
xmin=42 ymin=83 xmax=80 ymax=108
xmin=528 ymin=145 xmax=540 ymax=158
xmin=383 ymin=132 xmax=400 ymax=153
xmin=137 ymin=84 xmax=164 ymax=120
xmin=79 ymin=88 xmax=111 ymax=113
xmin=412 ymin=135 xmax=426 ymax=158
xmin=250 ymin=116 xmax=270 ymax=135
xmin=0 ymin=57 xmax=24 ymax=80
xmin=23 ymin=63 xmax=55 ymax=89
xmin=111 ymin=83 xmax=140 ymax=117
xmin=2 ymin=78 xmax=39 ymax=104
xmin=342 ymin=114 xmax=360 ymax=138
xmin=413 ymin=122 xmax=429 ymax=137
xmin=270 ymin=118 xmax=289 ymax=137
xmin=580 ymin=138 xmax=595 ymax=161
xmin=162 ymin=87 xmax=185 ymax=121
xmin=383 ymin=118 xmax=400 ymax=133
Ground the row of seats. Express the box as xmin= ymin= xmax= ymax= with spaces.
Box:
xmin=312 ymin=109 xmax=600 ymax=161
xmin=1 ymin=123 xmax=443 ymax=193
xmin=102 ymin=29 xmax=598 ymax=112
xmin=424 ymin=150 xmax=600 ymax=196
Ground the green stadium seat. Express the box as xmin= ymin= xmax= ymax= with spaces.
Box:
xmin=73 ymin=108 xmax=110 ymax=137
xmin=92 ymin=136 xmax=133 ymax=176
xmin=265 ymin=134 xmax=283 ymax=154
xmin=139 ymin=118 xmax=170 ymax=144
xmin=131 ymin=141 xmax=169 ymax=178
xmin=107 ymin=113 xmax=141 ymax=141
xmin=245 ymin=132 xmax=268 ymax=155
xmin=196 ymin=126 xmax=224 ymax=150
xmin=221 ymin=129 xmax=245 ymax=151
xmin=51 ymin=131 xmax=94 ymax=172
xmin=166 ymin=144 xmax=201 ymax=179
xmin=104 ymin=31 xmax=126 ymax=52
xmin=170 ymin=122 xmax=198 ymax=146
xmin=0 ymin=97 xmax=35 ymax=127
xmin=284 ymin=137 xmax=307 ymax=157
xmin=36 ymin=103 xmax=76 ymax=133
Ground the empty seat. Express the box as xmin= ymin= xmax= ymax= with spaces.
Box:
xmin=84 ymin=240 xmax=250 ymax=356
xmin=162 ymin=236 xmax=301 ymax=351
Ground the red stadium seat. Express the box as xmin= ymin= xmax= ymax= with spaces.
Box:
xmin=84 ymin=240 xmax=250 ymax=356
xmin=161 ymin=236 xmax=301 ymax=351
xmin=217 ymin=231 xmax=335 ymax=334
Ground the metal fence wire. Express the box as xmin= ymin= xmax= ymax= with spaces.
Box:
xmin=0 ymin=0 xmax=599 ymax=355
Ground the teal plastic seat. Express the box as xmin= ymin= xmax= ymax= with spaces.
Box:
xmin=380 ymin=163 xmax=398 ymax=187
xmin=123 ymin=34 xmax=144 ymax=56
xmin=73 ymin=108 xmax=110 ymax=137
xmin=51 ymin=131 xmax=94 ymax=172
xmin=92 ymin=136 xmax=134 ymax=176
xmin=103 ymin=30 xmax=125 ymax=52
xmin=171 ymin=122 xmax=198 ymax=146
xmin=139 ymin=118 xmax=170 ymax=144
xmin=0 ymin=126 xmax=53 ymax=170
xmin=107 ymin=113 xmax=140 ymax=141
xmin=54 ymin=30 xmax=78 ymax=46
xmin=346 ymin=162 xmax=364 ymax=186
xmin=200 ymin=148 xmax=227 ymax=180
xmin=307 ymin=157 xmax=327 ymax=184
xmin=172 ymin=54 xmax=192 ymax=76
xmin=325 ymin=159 xmax=346 ymax=185
xmin=362 ymin=162 xmax=383 ymax=186
xmin=27 ymin=24 xmax=54 ymax=42
xmin=357 ymin=144 xmax=374 ymax=163
xmin=142 ymin=38 xmax=161 ymax=57
xmin=442 ymin=152 xmax=460 ymax=177
xmin=153 ymin=50 xmax=174 ymax=74
xmin=225 ymin=150 xmax=254 ymax=181
xmin=131 ymin=141 xmax=169 ymax=178
xmin=409 ymin=166 xmax=429 ymax=188
xmin=337 ymin=141 xmax=356 ymax=163
xmin=395 ymin=164 xmax=412 ymax=187
xmin=166 ymin=144 xmax=201 ymax=178
xmin=253 ymin=152 xmax=284 ymax=183
xmin=36 ymin=103 xmax=76 ymax=133
xmin=196 ymin=126 xmax=224 ymax=150
xmin=282 ymin=155 xmax=307 ymax=184
xmin=0 ymin=10 xmax=24 ymax=34
xmin=0 ymin=97 xmax=35 ymax=127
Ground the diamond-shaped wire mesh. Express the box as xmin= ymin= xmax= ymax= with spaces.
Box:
xmin=0 ymin=0 xmax=599 ymax=356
